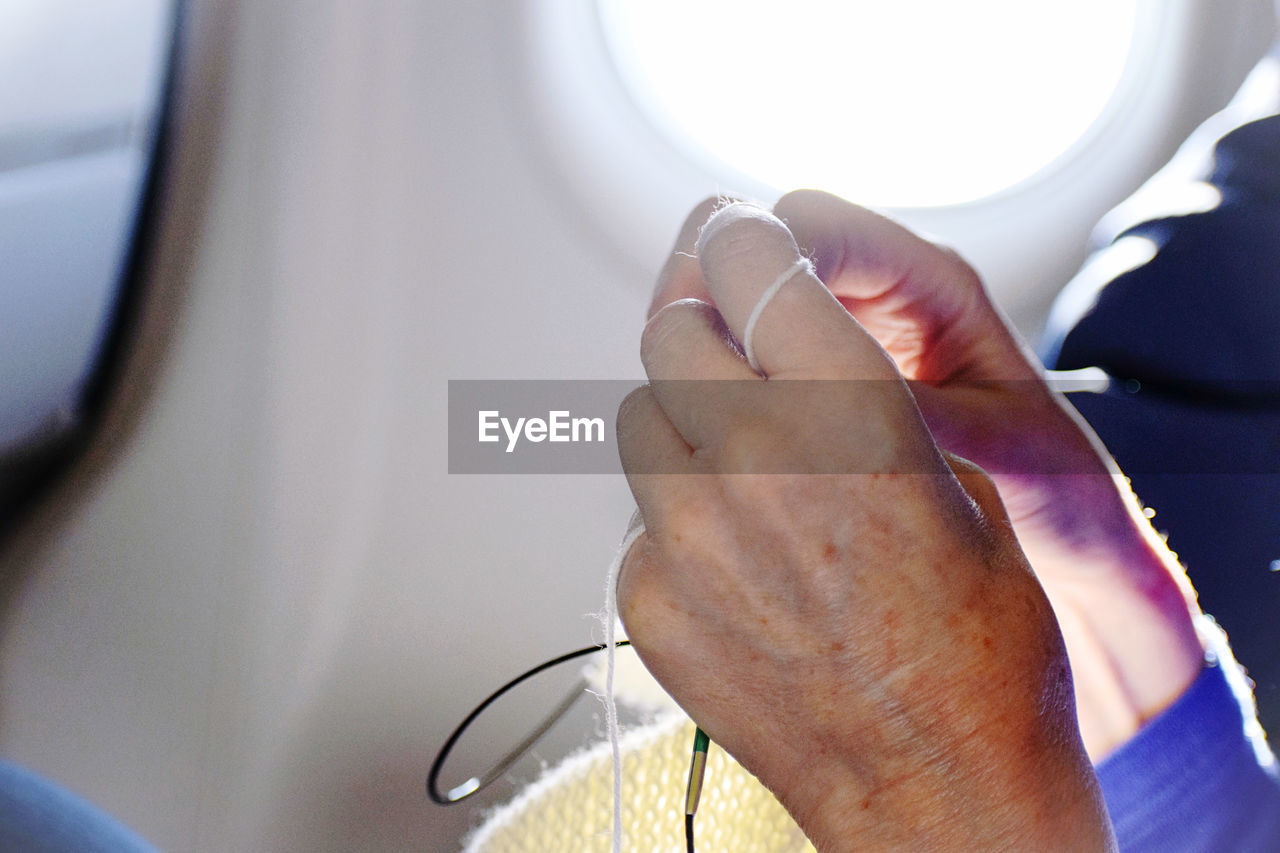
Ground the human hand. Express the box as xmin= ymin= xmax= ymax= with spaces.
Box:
xmin=617 ymin=204 xmax=1115 ymax=851
xmin=649 ymin=192 xmax=1204 ymax=758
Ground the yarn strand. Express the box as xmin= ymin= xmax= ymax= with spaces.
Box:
xmin=601 ymin=511 xmax=646 ymax=853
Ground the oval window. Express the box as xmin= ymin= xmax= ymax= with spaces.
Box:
xmin=598 ymin=0 xmax=1140 ymax=208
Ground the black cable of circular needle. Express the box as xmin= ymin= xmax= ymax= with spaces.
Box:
xmin=427 ymin=641 xmax=631 ymax=805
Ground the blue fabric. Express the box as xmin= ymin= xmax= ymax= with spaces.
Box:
xmin=1042 ymin=105 xmax=1280 ymax=735
xmin=1043 ymin=114 xmax=1280 ymax=387
xmin=0 ymin=761 xmax=156 ymax=852
xmin=1096 ymin=659 xmax=1280 ymax=851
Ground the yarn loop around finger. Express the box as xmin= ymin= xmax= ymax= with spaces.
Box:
xmin=742 ymin=258 xmax=814 ymax=373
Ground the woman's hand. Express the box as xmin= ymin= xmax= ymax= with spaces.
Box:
xmin=617 ymin=202 xmax=1115 ymax=851
xmin=646 ymin=191 xmax=1205 ymax=759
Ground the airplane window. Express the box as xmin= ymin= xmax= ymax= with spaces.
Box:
xmin=598 ymin=0 xmax=1140 ymax=208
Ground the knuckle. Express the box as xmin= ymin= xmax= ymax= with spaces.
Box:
xmin=638 ymin=303 xmax=677 ymax=368
xmin=617 ymin=502 xmax=710 ymax=623
xmin=716 ymin=419 xmax=782 ymax=473
xmin=943 ymin=451 xmax=1007 ymax=520
xmin=616 ymin=384 xmax=655 ymax=430
xmin=639 ymin=302 xmax=681 ymax=366
xmin=615 ymin=385 xmax=657 ymax=469
xmin=934 ymin=243 xmax=984 ymax=291
xmin=639 ymin=298 xmax=718 ymax=369
xmin=772 ymin=188 xmax=835 ymax=221
xmin=615 ymin=540 xmax=662 ymax=626
xmin=944 ymin=451 xmax=991 ymax=483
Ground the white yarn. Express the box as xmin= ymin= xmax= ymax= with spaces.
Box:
xmin=742 ymin=258 xmax=813 ymax=372
xmin=600 ymin=510 xmax=646 ymax=853
xmin=582 ymin=641 xmax=680 ymax=715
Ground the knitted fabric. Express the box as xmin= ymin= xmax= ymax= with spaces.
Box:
xmin=464 ymin=713 xmax=814 ymax=852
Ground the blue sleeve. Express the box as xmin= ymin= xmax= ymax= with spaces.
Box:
xmin=1095 ymin=638 xmax=1280 ymax=852
xmin=0 ymin=760 xmax=156 ymax=852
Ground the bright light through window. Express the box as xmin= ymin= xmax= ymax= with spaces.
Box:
xmin=598 ymin=1 xmax=1140 ymax=208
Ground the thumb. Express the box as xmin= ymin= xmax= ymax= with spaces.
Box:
xmin=772 ymin=190 xmax=1039 ymax=384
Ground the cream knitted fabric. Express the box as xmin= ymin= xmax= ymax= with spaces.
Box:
xmin=464 ymin=713 xmax=814 ymax=852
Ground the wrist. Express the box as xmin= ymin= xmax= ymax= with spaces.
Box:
xmin=780 ymin=718 xmax=1116 ymax=852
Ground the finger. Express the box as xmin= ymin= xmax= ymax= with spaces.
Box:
xmin=642 ymin=299 xmax=754 ymax=381
xmin=695 ymin=201 xmax=900 ymax=381
xmin=640 ymin=298 xmax=758 ymax=449
xmin=616 ymin=385 xmax=700 ymax=524
xmin=772 ymin=189 xmax=1037 ymax=382
xmin=648 ymin=197 xmax=719 ymax=319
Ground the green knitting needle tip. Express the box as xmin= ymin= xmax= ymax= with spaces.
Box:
xmin=684 ymin=727 xmax=710 ymax=851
